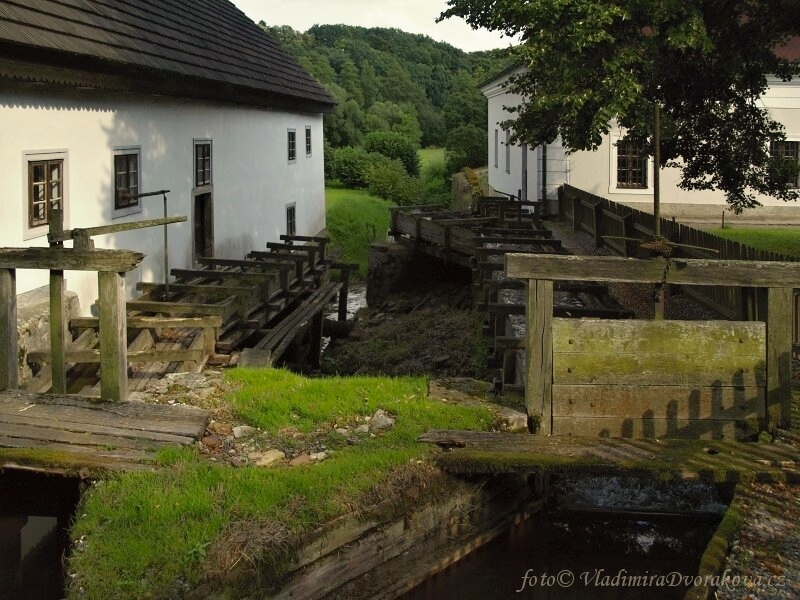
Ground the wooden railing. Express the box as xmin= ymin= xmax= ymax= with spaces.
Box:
xmin=560 ymin=185 xmax=800 ymax=353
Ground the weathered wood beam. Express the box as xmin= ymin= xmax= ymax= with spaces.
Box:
xmin=526 ymin=279 xmax=553 ymax=434
xmin=506 ymin=254 xmax=800 ymax=287
xmin=170 ymin=268 xmax=274 ymax=283
xmin=0 ymin=248 xmax=143 ymax=272
xmin=136 ymin=282 xmax=255 ymax=298
xmin=47 ymin=216 xmax=187 ymax=243
xmin=27 ymin=348 xmax=206 ymax=364
xmin=98 ymin=271 xmax=128 ymax=402
xmin=766 ymin=287 xmax=793 ymax=429
xmin=71 ymin=316 xmax=222 ymax=330
xmin=0 ymin=269 xmax=17 ymax=390
xmin=126 ymin=300 xmax=229 ymax=317
xmin=49 ymin=270 xmax=68 ymax=394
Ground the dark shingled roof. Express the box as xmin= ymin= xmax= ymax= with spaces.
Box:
xmin=0 ymin=0 xmax=334 ymax=111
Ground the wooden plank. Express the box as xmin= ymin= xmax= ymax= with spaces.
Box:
xmin=526 ymin=279 xmax=553 ymax=434
xmin=0 ymin=435 xmax=154 ymax=468
xmin=553 ymin=319 xmax=766 ymax=357
xmin=71 ymin=316 xmax=223 ymax=329
xmin=505 ymin=254 xmax=800 ymax=287
xmin=0 ymin=421 xmax=180 ymax=450
xmin=767 ymin=287 xmax=793 ymax=429
xmin=136 ymin=282 xmax=257 ymax=298
xmin=0 ymin=412 xmax=197 ymax=445
xmin=98 ymin=271 xmax=128 ymax=402
xmin=0 ymin=391 xmax=209 ymax=438
xmin=49 ymin=270 xmax=67 ymax=394
xmin=25 ymin=329 xmax=99 ymax=394
xmin=553 ymin=352 xmax=766 ymax=387
xmin=0 ymin=248 xmax=143 ymax=272
xmin=552 ymin=385 xmax=765 ymax=420
xmin=170 ymin=269 xmax=274 ymax=283
xmin=47 ymin=216 xmax=187 ymax=243
xmin=126 ymin=301 xmax=229 ymax=316
xmin=239 ymin=348 xmax=273 ymax=367
xmin=551 ymin=417 xmax=748 ymax=440
xmin=27 ymin=349 xmax=206 ymax=364
xmin=0 ymin=269 xmax=17 ymax=390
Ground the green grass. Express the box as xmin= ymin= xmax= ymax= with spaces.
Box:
xmin=325 ymin=187 xmax=393 ymax=278
xmin=68 ymin=369 xmax=493 ymax=599
xmin=418 ymin=146 xmax=445 ymax=171
xmin=708 ymin=227 xmax=800 ymax=258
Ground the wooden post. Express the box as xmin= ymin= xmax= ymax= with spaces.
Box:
xmin=766 ymin=287 xmax=793 ymax=429
xmin=98 ymin=271 xmax=128 ymax=402
xmin=0 ymin=268 xmax=18 ymax=390
xmin=592 ymin=202 xmax=603 ymax=247
xmin=526 ymin=278 xmax=553 ymax=434
xmin=49 ymin=270 xmax=68 ymax=394
xmin=338 ymin=268 xmax=350 ymax=322
xmin=49 ymin=208 xmax=68 ymax=393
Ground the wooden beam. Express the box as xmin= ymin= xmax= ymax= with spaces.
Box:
xmin=71 ymin=316 xmax=222 ymax=329
xmin=126 ymin=300 xmax=229 ymax=316
xmin=0 ymin=248 xmax=143 ymax=272
xmin=47 ymin=216 xmax=187 ymax=243
xmin=0 ymin=269 xmax=17 ymax=390
xmin=136 ymin=282 xmax=255 ymax=298
xmin=27 ymin=348 xmax=206 ymax=364
xmin=526 ymin=279 xmax=553 ymax=434
xmin=505 ymin=254 xmax=800 ymax=287
xmin=766 ymin=287 xmax=793 ymax=429
xmin=49 ymin=270 xmax=68 ymax=394
xmin=170 ymin=269 xmax=274 ymax=283
xmin=98 ymin=271 xmax=128 ymax=401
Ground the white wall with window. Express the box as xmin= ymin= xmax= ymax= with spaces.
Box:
xmin=0 ymin=87 xmax=326 ymax=313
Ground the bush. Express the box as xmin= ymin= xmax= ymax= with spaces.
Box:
xmin=328 ymin=146 xmax=393 ymax=188
xmin=366 ymin=159 xmax=425 ymax=206
xmin=420 ymin=152 xmax=451 ymax=206
xmin=445 ymin=124 xmax=488 ymax=174
xmin=364 ymin=131 xmax=421 ymax=176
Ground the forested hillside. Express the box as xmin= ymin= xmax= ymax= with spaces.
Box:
xmin=261 ymin=23 xmax=512 ymax=150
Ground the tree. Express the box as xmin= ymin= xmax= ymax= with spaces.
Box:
xmin=441 ymin=0 xmax=800 ymax=212
xmin=364 ymin=130 xmax=421 ymax=176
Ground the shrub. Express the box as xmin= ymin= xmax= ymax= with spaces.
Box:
xmin=328 ymin=146 xmax=393 ymax=188
xmin=420 ymin=152 xmax=451 ymax=206
xmin=445 ymin=124 xmax=488 ymax=174
xmin=366 ymin=159 xmax=424 ymax=206
xmin=364 ymin=131 xmax=421 ymax=176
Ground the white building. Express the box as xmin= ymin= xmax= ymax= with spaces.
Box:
xmin=481 ymin=49 xmax=800 ymax=222
xmin=0 ymin=0 xmax=334 ymax=314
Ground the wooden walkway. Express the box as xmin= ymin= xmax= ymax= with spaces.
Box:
xmin=419 ymin=429 xmax=800 ymax=483
xmin=0 ymin=389 xmax=209 ymax=473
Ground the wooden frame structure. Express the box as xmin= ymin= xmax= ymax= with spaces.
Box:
xmin=0 ymin=248 xmax=143 ymax=401
xmin=506 ymin=254 xmax=798 ymax=437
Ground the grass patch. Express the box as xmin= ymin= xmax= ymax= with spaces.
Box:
xmin=707 ymin=227 xmax=800 ymax=258
xmin=418 ymin=146 xmax=445 ymax=171
xmin=325 ymin=187 xmax=393 ymax=278
xmin=68 ymin=369 xmax=493 ymax=599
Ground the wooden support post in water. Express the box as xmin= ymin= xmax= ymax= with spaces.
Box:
xmin=526 ymin=279 xmax=553 ymax=434
xmin=0 ymin=268 xmax=18 ymax=390
xmin=766 ymin=287 xmax=793 ymax=429
xmin=98 ymin=271 xmax=128 ymax=402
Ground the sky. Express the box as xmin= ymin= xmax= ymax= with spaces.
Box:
xmin=230 ymin=0 xmax=513 ymax=53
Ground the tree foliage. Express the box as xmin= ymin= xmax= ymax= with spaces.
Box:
xmin=263 ymin=23 xmax=512 ymax=151
xmin=364 ymin=131 xmax=421 ymax=176
xmin=441 ymin=0 xmax=800 ymax=211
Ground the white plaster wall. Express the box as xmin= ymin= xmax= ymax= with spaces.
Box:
xmin=0 ymin=86 xmax=326 ymax=314
xmin=484 ymin=73 xmax=800 ymax=214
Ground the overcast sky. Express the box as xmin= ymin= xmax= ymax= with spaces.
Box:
xmin=230 ymin=0 xmax=513 ymax=52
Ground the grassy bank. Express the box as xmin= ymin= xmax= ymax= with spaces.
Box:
xmin=708 ymin=227 xmax=800 ymax=258
xmin=67 ymin=369 xmax=493 ymax=599
xmin=325 ymin=187 xmax=393 ymax=278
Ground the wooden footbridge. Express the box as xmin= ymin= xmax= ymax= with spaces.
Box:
xmin=0 ymin=211 xmax=353 ymax=473
xmin=389 ymin=198 xmax=633 ymax=397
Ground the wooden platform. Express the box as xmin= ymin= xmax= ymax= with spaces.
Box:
xmin=0 ymin=390 xmax=209 ymax=473
xmin=419 ymin=429 xmax=800 ymax=483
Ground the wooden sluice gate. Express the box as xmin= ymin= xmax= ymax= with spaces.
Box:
xmin=388 ymin=198 xmax=633 ymax=398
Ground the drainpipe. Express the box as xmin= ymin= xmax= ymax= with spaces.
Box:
xmin=541 ymin=144 xmax=548 ymax=215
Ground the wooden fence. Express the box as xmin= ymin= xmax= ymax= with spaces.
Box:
xmin=560 ymin=185 xmax=800 ymax=352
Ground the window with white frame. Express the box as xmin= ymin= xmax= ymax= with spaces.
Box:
xmin=616 ymin=140 xmax=648 ymax=189
xmin=113 ymin=148 xmax=141 ymax=213
xmin=305 ymin=126 xmax=312 ymax=157
xmin=770 ymin=140 xmax=800 ymax=188
xmin=195 ymin=141 xmax=212 ymax=187
xmin=28 ymin=159 xmax=63 ymax=229
xmin=286 ymin=203 xmax=296 ymax=236
xmin=288 ymin=129 xmax=297 ymax=163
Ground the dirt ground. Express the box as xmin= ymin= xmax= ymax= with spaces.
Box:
xmin=321 ymin=276 xmax=486 ymax=379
